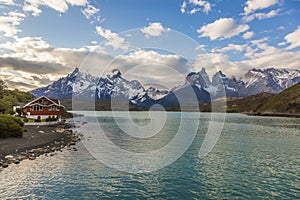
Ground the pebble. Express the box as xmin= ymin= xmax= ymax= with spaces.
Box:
xmin=38 ymin=131 xmax=45 ymax=134
xmin=28 ymin=156 xmax=36 ymax=160
xmin=4 ymin=155 xmax=14 ymax=160
xmin=14 ymin=160 xmax=20 ymax=164
xmin=2 ymin=163 xmax=8 ymax=168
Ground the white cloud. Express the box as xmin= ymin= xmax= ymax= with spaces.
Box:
xmin=244 ymin=0 xmax=279 ymax=15
xmin=81 ymin=4 xmax=99 ymax=20
xmin=197 ymin=18 xmax=249 ymax=40
xmin=277 ymin=26 xmax=285 ymax=30
xmin=181 ymin=0 xmax=211 ymax=14
xmin=283 ymin=27 xmax=300 ymax=50
xmin=180 ymin=1 xmax=187 ymax=13
xmin=243 ymin=9 xmax=280 ymax=22
xmin=108 ymin=50 xmax=192 ymax=88
xmin=242 ymin=31 xmax=254 ymax=39
xmin=23 ymin=3 xmax=42 ymax=16
xmin=0 ymin=11 xmax=26 ymax=37
xmin=211 ymin=44 xmax=248 ymax=53
xmin=96 ymin=26 xmax=130 ymax=50
xmin=22 ymin=0 xmax=88 ymax=16
xmin=0 ymin=0 xmax=14 ymax=5
xmin=141 ymin=22 xmax=171 ymax=38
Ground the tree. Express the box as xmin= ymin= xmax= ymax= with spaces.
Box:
xmin=0 ymin=79 xmax=7 ymax=98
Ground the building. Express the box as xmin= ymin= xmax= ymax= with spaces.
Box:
xmin=23 ymin=96 xmax=64 ymax=119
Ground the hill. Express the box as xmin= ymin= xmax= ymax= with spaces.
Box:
xmin=256 ymin=82 xmax=300 ymax=114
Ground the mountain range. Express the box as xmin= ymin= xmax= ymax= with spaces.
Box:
xmin=31 ymin=67 xmax=300 ymax=108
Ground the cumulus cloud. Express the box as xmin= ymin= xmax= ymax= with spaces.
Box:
xmin=0 ymin=0 xmax=14 ymax=5
xmin=22 ymin=0 xmax=88 ymax=16
xmin=0 ymin=57 xmax=69 ymax=75
xmin=197 ymin=18 xmax=249 ymax=40
xmin=141 ymin=22 xmax=171 ymax=38
xmin=243 ymin=9 xmax=280 ymax=22
xmin=243 ymin=0 xmax=279 ymax=15
xmin=242 ymin=31 xmax=254 ymax=39
xmin=107 ymin=50 xmax=192 ymax=88
xmin=0 ymin=11 xmax=26 ymax=37
xmin=180 ymin=0 xmax=211 ymax=14
xmin=81 ymin=4 xmax=100 ymax=20
xmin=211 ymin=44 xmax=249 ymax=53
xmin=96 ymin=26 xmax=130 ymax=50
xmin=283 ymin=27 xmax=300 ymax=50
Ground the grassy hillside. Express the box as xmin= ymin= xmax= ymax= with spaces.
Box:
xmin=226 ymin=93 xmax=275 ymax=113
xmin=257 ymin=82 xmax=300 ymax=114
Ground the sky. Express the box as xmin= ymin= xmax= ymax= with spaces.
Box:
xmin=0 ymin=0 xmax=299 ymax=91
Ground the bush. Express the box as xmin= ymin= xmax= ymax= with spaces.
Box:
xmin=45 ymin=116 xmax=58 ymax=122
xmin=0 ymin=116 xmax=24 ymax=138
xmin=23 ymin=118 xmax=29 ymax=123
xmin=12 ymin=117 xmax=24 ymax=127
xmin=35 ymin=118 xmax=41 ymax=122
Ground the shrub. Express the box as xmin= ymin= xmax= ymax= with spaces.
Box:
xmin=23 ymin=118 xmax=29 ymax=123
xmin=12 ymin=117 xmax=24 ymax=127
xmin=0 ymin=116 xmax=24 ymax=138
xmin=35 ymin=118 xmax=41 ymax=122
xmin=46 ymin=116 xmax=58 ymax=122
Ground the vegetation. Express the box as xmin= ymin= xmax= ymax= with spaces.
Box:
xmin=45 ymin=116 xmax=59 ymax=122
xmin=0 ymin=115 xmax=24 ymax=138
xmin=222 ymin=82 xmax=300 ymax=116
xmin=0 ymin=79 xmax=34 ymax=138
xmin=0 ymin=79 xmax=34 ymax=114
xmin=257 ymin=82 xmax=300 ymax=113
xmin=225 ymin=93 xmax=275 ymax=113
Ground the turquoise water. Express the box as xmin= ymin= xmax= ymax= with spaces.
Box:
xmin=0 ymin=112 xmax=299 ymax=199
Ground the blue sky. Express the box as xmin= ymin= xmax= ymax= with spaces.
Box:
xmin=0 ymin=0 xmax=299 ymax=90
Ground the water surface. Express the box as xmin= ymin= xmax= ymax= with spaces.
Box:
xmin=0 ymin=112 xmax=299 ymax=199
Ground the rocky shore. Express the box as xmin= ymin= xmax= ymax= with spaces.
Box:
xmin=0 ymin=122 xmax=80 ymax=169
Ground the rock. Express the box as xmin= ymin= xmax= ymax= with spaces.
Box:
xmin=14 ymin=160 xmax=20 ymax=164
xmin=4 ymin=155 xmax=14 ymax=160
xmin=8 ymin=158 xmax=16 ymax=164
xmin=50 ymin=153 xmax=56 ymax=156
xmin=56 ymin=129 xmax=65 ymax=133
xmin=29 ymin=149 xmax=36 ymax=154
xmin=2 ymin=163 xmax=8 ymax=168
xmin=69 ymin=142 xmax=76 ymax=146
xmin=28 ymin=156 xmax=36 ymax=160
xmin=38 ymin=130 xmax=45 ymax=134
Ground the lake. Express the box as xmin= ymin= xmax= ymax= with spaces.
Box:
xmin=0 ymin=112 xmax=299 ymax=199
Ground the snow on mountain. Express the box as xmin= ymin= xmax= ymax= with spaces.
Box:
xmin=146 ymin=87 xmax=169 ymax=100
xmin=31 ymin=68 xmax=154 ymax=105
xmin=31 ymin=67 xmax=300 ymax=107
xmin=242 ymin=68 xmax=300 ymax=96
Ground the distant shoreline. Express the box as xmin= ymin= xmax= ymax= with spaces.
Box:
xmin=244 ymin=112 xmax=300 ymax=118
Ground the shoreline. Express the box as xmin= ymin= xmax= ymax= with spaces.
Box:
xmin=0 ymin=121 xmax=80 ymax=168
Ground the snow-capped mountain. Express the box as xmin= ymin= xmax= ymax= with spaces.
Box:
xmin=242 ymin=68 xmax=300 ymax=96
xmin=31 ymin=67 xmax=300 ymax=107
xmin=31 ymin=68 xmax=155 ymax=106
xmin=165 ymin=67 xmax=300 ymax=100
xmin=146 ymin=87 xmax=169 ymax=100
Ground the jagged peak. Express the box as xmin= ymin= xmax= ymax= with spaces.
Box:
xmin=200 ymin=68 xmax=206 ymax=74
xmin=107 ymin=69 xmax=122 ymax=79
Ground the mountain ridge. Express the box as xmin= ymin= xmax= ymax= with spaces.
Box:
xmin=31 ymin=67 xmax=300 ymax=108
